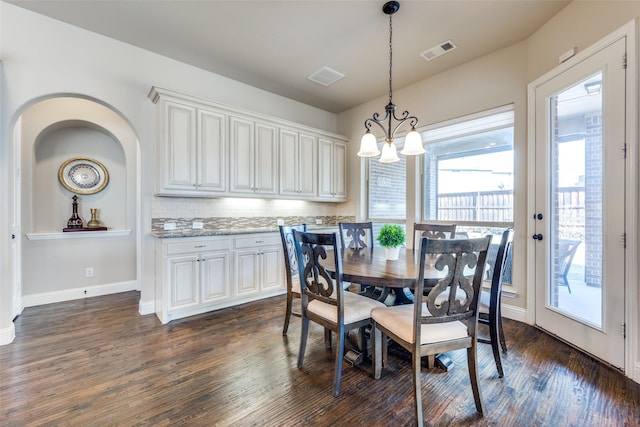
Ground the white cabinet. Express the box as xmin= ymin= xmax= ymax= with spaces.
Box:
xmin=318 ymin=138 xmax=348 ymax=200
xmin=150 ymin=87 xmax=349 ymax=202
xmin=154 ymin=96 xmax=227 ymax=196
xmin=280 ymin=129 xmax=317 ymax=197
xmin=234 ymin=234 xmax=284 ymax=298
xmin=155 ymin=232 xmax=286 ymax=324
xmin=156 ymin=237 xmax=232 ymax=323
xmin=230 ymin=116 xmax=278 ymax=195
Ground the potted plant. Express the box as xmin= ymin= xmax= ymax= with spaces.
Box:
xmin=377 ymin=224 xmax=406 ymax=260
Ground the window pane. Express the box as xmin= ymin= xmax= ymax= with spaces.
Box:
xmin=424 ymin=110 xmax=514 ymax=223
xmin=368 ymin=155 xmax=406 ymax=220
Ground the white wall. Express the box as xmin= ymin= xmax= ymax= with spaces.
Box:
xmin=0 ymin=3 xmax=340 ymax=342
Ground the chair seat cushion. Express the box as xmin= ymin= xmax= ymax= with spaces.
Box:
xmin=308 ymin=291 xmax=385 ymax=325
xmin=371 ymin=303 xmax=468 ymax=344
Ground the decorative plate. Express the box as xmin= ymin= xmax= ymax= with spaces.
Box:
xmin=58 ymin=157 xmax=109 ymax=195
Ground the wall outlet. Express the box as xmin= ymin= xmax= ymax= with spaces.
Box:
xmin=85 ymin=267 xmax=94 ymax=278
xmin=276 ymin=219 xmax=285 ymax=226
xmin=164 ymin=222 xmax=177 ymax=230
xmin=192 ymin=221 xmax=204 ymax=229
xmin=315 ymin=219 xmax=323 ymax=225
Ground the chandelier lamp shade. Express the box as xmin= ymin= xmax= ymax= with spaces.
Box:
xmin=357 ymin=1 xmax=425 ymax=163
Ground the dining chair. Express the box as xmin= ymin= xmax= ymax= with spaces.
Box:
xmin=371 ymin=235 xmax=492 ymax=425
xmin=413 ymin=223 xmax=456 ymax=251
xmin=478 ymin=228 xmax=514 ymax=378
xmin=279 ymin=224 xmax=307 ymax=336
xmin=338 ymin=221 xmax=374 ymax=252
xmin=293 ymin=230 xmax=386 ymax=397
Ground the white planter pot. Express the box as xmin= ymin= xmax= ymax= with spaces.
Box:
xmin=384 ymin=246 xmax=400 ymax=261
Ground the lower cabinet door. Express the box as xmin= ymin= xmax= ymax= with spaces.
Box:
xmin=201 ymin=251 xmax=231 ymax=302
xmin=235 ymin=249 xmax=260 ymax=295
xmin=260 ymin=246 xmax=283 ymax=291
xmin=169 ymin=255 xmax=199 ymax=310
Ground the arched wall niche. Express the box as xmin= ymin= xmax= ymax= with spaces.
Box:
xmin=33 ymin=120 xmax=126 ymax=232
xmin=19 ymin=95 xmax=140 ymax=300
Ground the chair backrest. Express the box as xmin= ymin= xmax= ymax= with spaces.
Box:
xmin=339 ymin=222 xmax=374 ymax=251
xmin=279 ymin=224 xmax=307 ymax=290
xmin=293 ymin=230 xmax=345 ymax=321
xmin=413 ymin=223 xmax=456 ymax=250
xmin=487 ymin=228 xmax=514 ymax=307
xmin=414 ymin=236 xmax=492 ymax=339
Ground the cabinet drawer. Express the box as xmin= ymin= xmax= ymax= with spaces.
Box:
xmin=167 ymin=238 xmax=232 ymax=255
xmin=235 ymin=234 xmax=280 ymax=249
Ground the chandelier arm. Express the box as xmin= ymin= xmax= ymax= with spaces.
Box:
xmin=364 ymin=110 xmax=392 ymax=139
xmin=390 ymin=111 xmax=419 ymax=138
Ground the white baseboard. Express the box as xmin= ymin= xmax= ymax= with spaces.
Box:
xmin=634 ymin=363 xmax=640 ymax=384
xmin=138 ymin=299 xmax=155 ymax=316
xmin=23 ymin=280 xmax=138 ymax=308
xmin=502 ymin=303 xmax=527 ymax=323
xmin=0 ymin=322 xmax=16 ymax=345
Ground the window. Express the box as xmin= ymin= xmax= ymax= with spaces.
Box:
xmin=367 ymin=141 xmax=407 ymax=238
xmin=423 ymin=106 xmax=514 ymax=226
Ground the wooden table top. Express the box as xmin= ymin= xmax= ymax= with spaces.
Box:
xmin=328 ymin=247 xmax=444 ymax=289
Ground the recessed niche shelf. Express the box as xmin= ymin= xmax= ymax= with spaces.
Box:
xmin=26 ymin=229 xmax=131 ymax=241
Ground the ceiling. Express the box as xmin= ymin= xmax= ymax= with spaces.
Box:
xmin=6 ymin=0 xmax=570 ymax=114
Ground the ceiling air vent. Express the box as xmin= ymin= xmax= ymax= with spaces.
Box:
xmin=420 ymin=40 xmax=457 ymax=61
xmin=307 ymin=66 xmax=345 ymax=87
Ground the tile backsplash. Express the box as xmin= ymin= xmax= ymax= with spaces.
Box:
xmin=152 ymin=215 xmax=355 ymax=235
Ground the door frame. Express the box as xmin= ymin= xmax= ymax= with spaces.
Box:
xmin=527 ymin=20 xmax=638 ymax=380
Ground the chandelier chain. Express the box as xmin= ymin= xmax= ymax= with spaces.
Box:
xmin=388 ymin=12 xmax=393 ymax=105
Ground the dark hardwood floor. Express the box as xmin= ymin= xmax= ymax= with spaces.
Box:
xmin=1 ymin=291 xmax=639 ymax=426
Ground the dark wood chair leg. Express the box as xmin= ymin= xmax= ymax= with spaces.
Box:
xmin=324 ymin=328 xmax=332 ymax=349
xmin=489 ymin=312 xmax=504 ymax=378
xmin=467 ymin=344 xmax=485 ymax=416
xmin=282 ymin=293 xmax=293 ymax=336
xmin=333 ymin=326 xmax=345 ymax=397
xmin=297 ymin=317 xmax=309 ymax=368
xmin=498 ymin=307 xmax=508 ymax=352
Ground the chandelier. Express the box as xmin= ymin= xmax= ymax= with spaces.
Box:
xmin=357 ymin=1 xmax=425 ymax=163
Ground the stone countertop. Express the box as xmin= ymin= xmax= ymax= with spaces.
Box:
xmin=152 ymin=225 xmax=337 ymax=239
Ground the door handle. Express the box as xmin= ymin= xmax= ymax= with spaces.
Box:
xmin=532 ymin=234 xmax=543 ymax=241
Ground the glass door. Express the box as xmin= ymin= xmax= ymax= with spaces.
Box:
xmin=533 ymin=37 xmax=626 ymax=369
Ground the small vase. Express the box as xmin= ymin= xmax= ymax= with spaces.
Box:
xmin=384 ymin=246 xmax=400 ymax=261
xmin=87 ymin=208 xmax=102 ymax=228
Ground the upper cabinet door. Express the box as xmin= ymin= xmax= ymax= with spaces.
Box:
xmin=161 ymin=100 xmax=197 ymax=192
xmin=229 ymin=116 xmax=255 ymax=194
xmin=279 ymin=129 xmax=299 ymax=196
xmin=331 ymin=141 xmax=347 ymax=199
xmin=298 ymin=132 xmax=317 ymax=197
xmin=198 ymin=109 xmax=227 ymax=193
xmin=318 ymin=138 xmax=347 ymax=201
xmin=279 ymin=129 xmax=317 ymax=197
xmin=254 ymin=122 xmax=278 ymax=195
